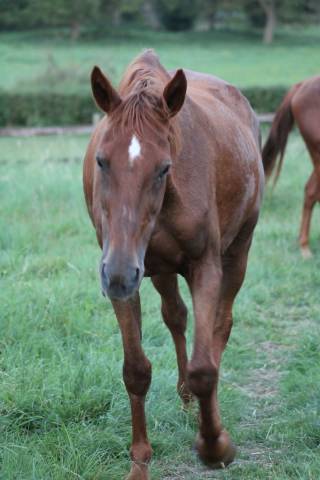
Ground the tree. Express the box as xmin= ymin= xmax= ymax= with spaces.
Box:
xmin=199 ymin=0 xmax=220 ymax=29
xmin=154 ymin=0 xmax=202 ymax=31
xmin=257 ymin=0 xmax=276 ymax=44
xmin=0 ymin=0 xmax=31 ymax=30
xmin=244 ymin=0 xmax=266 ymax=27
xmin=100 ymin=0 xmax=145 ymax=25
xmin=0 ymin=0 xmax=105 ymax=37
xmin=242 ymin=0 xmax=313 ymax=44
xmin=28 ymin=0 xmax=101 ymax=39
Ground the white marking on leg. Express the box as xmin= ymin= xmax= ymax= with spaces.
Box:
xmin=128 ymin=135 xmax=141 ymax=166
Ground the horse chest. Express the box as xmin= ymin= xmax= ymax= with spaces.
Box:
xmin=144 ymin=220 xmax=208 ymax=276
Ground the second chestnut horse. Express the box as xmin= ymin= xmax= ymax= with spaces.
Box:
xmin=83 ymin=50 xmax=264 ymax=479
xmin=263 ymin=75 xmax=320 ymax=258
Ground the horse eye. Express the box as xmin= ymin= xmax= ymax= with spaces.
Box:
xmin=96 ymin=155 xmax=109 ymax=170
xmin=96 ymin=155 xmax=104 ymax=168
xmin=158 ymin=164 xmax=171 ymax=180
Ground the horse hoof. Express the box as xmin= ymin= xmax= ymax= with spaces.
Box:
xmin=195 ymin=430 xmax=236 ymax=468
xmin=301 ymin=246 xmax=313 ymax=259
xmin=126 ymin=462 xmax=150 ymax=480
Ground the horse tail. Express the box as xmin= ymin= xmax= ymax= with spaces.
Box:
xmin=262 ymin=84 xmax=299 ymax=185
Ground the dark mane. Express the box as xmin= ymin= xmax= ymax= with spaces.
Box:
xmin=110 ymin=53 xmax=181 ymax=157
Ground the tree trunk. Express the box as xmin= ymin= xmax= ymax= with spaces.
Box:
xmin=112 ymin=9 xmax=121 ymax=27
xmin=258 ymin=0 xmax=276 ymax=44
xmin=142 ymin=0 xmax=161 ymax=29
xmin=263 ymin=5 xmax=276 ymax=44
xmin=70 ymin=20 xmax=81 ymax=41
xmin=207 ymin=11 xmax=216 ymax=30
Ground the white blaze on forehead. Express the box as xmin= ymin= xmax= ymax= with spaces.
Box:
xmin=128 ymin=135 xmax=141 ymax=166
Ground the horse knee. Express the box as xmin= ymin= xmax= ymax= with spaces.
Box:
xmin=304 ymin=178 xmax=318 ymax=208
xmin=123 ymin=358 xmax=152 ymax=396
xmin=187 ymin=362 xmax=218 ymax=398
xmin=304 ymin=191 xmax=316 ymax=209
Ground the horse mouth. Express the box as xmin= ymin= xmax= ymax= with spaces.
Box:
xmin=102 ymin=282 xmax=138 ymax=301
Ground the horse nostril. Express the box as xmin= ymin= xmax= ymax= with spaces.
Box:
xmin=134 ymin=267 xmax=140 ymax=282
xmin=101 ymin=263 xmax=109 ymax=285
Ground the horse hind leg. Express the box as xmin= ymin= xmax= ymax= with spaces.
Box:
xmin=299 ymin=168 xmax=319 ymax=258
xmin=151 ymin=273 xmax=192 ymax=404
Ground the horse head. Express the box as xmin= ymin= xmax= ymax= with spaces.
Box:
xmin=90 ymin=65 xmax=187 ymax=300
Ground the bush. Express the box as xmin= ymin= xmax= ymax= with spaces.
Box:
xmin=0 ymin=91 xmax=95 ymax=127
xmin=241 ymin=85 xmax=287 ymax=112
xmin=0 ymin=85 xmax=288 ymax=127
xmin=154 ymin=0 xmax=200 ymax=31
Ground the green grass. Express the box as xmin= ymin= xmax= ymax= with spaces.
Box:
xmin=1 ymin=24 xmax=320 ymax=95
xmin=1 ymin=130 xmax=320 ymax=479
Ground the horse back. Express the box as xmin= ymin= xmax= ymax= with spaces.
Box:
xmin=174 ymin=69 xmax=260 ymax=147
xmin=291 ymin=76 xmax=320 ymax=149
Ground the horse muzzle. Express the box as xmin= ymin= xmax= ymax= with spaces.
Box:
xmin=100 ymin=258 xmax=143 ymax=301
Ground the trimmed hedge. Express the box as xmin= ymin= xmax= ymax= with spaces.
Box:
xmin=0 ymin=91 xmax=95 ymax=127
xmin=0 ymin=86 xmax=288 ymax=127
xmin=243 ymin=85 xmax=287 ymax=113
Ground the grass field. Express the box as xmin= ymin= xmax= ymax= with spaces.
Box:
xmin=1 ymin=130 xmax=320 ymax=480
xmin=1 ymin=25 xmax=320 ymax=95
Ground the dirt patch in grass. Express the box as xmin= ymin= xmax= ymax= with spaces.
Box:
xmin=246 ymin=341 xmax=285 ymax=399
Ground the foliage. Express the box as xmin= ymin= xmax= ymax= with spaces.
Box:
xmin=0 ymin=0 xmax=101 ymax=31
xmin=0 ymin=85 xmax=288 ymax=127
xmin=243 ymin=85 xmax=288 ymax=112
xmin=0 ymin=0 xmax=145 ymax=35
xmin=0 ymin=0 xmax=30 ymax=30
xmin=1 ymin=21 xmax=320 ymax=127
xmin=118 ymin=0 xmax=145 ymax=21
xmin=276 ymin=0 xmax=320 ymax=22
xmin=244 ymin=0 xmax=267 ymax=27
xmin=1 ymin=0 xmax=319 ymax=33
xmin=220 ymin=0 xmax=320 ymax=23
xmin=220 ymin=0 xmax=320 ymax=43
xmin=153 ymin=0 xmax=202 ymax=31
xmin=0 ymin=91 xmax=94 ymax=126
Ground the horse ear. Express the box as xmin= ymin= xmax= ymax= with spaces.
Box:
xmin=91 ymin=66 xmax=121 ymax=114
xmin=163 ymin=69 xmax=187 ymax=117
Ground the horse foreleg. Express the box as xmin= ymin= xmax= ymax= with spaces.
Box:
xmin=151 ymin=273 xmax=192 ymax=404
xmin=186 ymin=258 xmax=235 ymax=468
xmin=112 ymin=293 xmax=152 ymax=480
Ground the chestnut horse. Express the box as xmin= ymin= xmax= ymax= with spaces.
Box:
xmin=262 ymin=75 xmax=320 ymax=258
xmin=83 ymin=50 xmax=264 ymax=479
